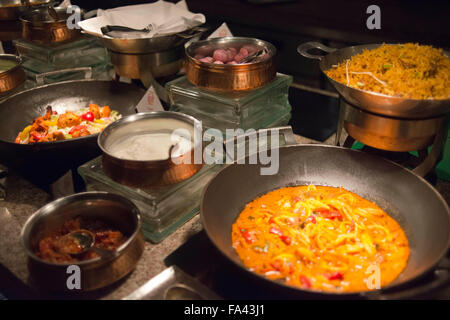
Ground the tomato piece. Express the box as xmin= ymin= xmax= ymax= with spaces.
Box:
xmin=317 ymin=209 xmax=343 ymax=221
xmin=300 ymin=275 xmax=312 ymax=288
xmin=268 ymin=217 xmax=275 ymax=224
xmin=31 ymin=132 xmax=46 ymax=142
xmin=269 ymin=227 xmax=283 ymax=236
xmin=69 ymin=125 xmax=87 ymax=135
xmin=280 ymin=235 xmax=292 ymax=245
xmin=81 ymin=111 xmax=95 ymax=122
xmin=327 ymin=272 xmax=344 ymax=281
xmin=307 ymin=216 xmax=316 ymax=224
xmin=270 ymin=261 xmax=282 ymax=271
xmin=313 ymin=208 xmax=330 ymax=214
xmin=241 ymin=230 xmax=254 ymax=244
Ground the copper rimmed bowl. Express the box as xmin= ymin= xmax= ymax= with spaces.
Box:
xmin=186 ymin=37 xmax=277 ymax=92
xmin=0 ymin=54 xmax=25 ymax=96
xmin=21 ymin=191 xmax=145 ymax=292
xmin=98 ymin=111 xmax=203 ymax=188
xmin=0 ymin=0 xmax=50 ymax=21
xmin=20 ymin=6 xmax=81 ymax=45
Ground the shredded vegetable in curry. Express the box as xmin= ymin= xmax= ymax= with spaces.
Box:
xmin=15 ymin=104 xmax=121 ymax=144
xmin=232 ymin=185 xmax=410 ymax=293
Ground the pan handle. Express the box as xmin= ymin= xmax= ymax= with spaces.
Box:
xmin=222 ymin=126 xmax=297 ymax=162
xmin=176 ymin=26 xmax=209 ymax=39
xmin=297 ymin=41 xmax=337 ymax=60
xmin=223 ymin=126 xmax=297 ymax=148
xmin=361 ymin=256 xmax=450 ymax=299
xmin=35 ymin=67 xmax=93 ymax=86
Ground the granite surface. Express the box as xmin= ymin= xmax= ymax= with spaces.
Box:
xmin=0 ymin=134 xmax=449 ymax=299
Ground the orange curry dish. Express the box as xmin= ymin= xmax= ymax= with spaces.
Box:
xmin=232 ymin=185 xmax=410 ymax=293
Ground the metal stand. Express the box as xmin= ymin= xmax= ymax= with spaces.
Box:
xmin=336 ymin=99 xmax=449 ymax=177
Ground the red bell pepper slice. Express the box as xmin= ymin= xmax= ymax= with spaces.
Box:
xmin=241 ymin=230 xmax=254 ymax=244
xmin=300 ymin=275 xmax=312 ymax=288
xmin=326 ymin=272 xmax=344 ymax=281
xmin=269 ymin=227 xmax=283 ymax=236
xmin=69 ymin=125 xmax=87 ymax=135
xmin=280 ymin=235 xmax=292 ymax=245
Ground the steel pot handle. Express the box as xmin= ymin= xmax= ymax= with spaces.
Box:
xmin=297 ymin=41 xmax=337 ymax=60
xmin=361 ymin=256 xmax=450 ymax=299
xmin=176 ymin=26 xmax=209 ymax=39
xmin=35 ymin=67 xmax=92 ymax=85
xmin=222 ymin=126 xmax=297 ymax=162
xmin=223 ymin=126 xmax=296 ymax=147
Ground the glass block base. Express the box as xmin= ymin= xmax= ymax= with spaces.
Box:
xmin=78 ymin=157 xmax=223 ymax=243
xmin=166 ymin=73 xmax=293 ymax=132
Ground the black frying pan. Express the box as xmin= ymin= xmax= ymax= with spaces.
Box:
xmin=0 ymin=80 xmax=144 ymax=185
xmin=201 ymin=145 xmax=450 ymax=298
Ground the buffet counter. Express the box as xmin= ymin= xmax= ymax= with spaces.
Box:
xmin=1 ymin=133 xmax=449 ymax=299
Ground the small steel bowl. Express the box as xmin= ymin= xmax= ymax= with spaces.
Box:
xmin=185 ymin=37 xmax=276 ymax=92
xmin=0 ymin=54 xmax=26 ymax=95
xmin=21 ymin=191 xmax=145 ymax=292
xmin=98 ymin=111 xmax=203 ymax=188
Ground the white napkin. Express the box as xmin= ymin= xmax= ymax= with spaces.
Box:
xmin=78 ymin=0 xmax=205 ymax=39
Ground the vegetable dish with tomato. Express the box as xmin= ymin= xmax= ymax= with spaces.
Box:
xmin=15 ymin=104 xmax=121 ymax=144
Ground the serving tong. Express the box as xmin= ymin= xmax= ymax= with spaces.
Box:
xmin=101 ymin=24 xmax=153 ymax=38
xmin=239 ymin=48 xmax=268 ymax=64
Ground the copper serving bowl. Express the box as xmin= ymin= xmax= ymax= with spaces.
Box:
xmin=20 ymin=6 xmax=81 ymax=45
xmin=0 ymin=54 xmax=26 ymax=96
xmin=21 ymin=192 xmax=145 ymax=292
xmin=98 ymin=111 xmax=203 ymax=189
xmin=0 ymin=0 xmax=50 ymax=21
xmin=186 ymin=37 xmax=276 ymax=92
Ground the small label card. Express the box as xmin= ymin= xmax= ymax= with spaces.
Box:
xmin=136 ymin=85 xmax=164 ymax=112
xmin=208 ymin=22 xmax=233 ymax=39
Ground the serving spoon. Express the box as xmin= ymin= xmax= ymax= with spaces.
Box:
xmin=59 ymin=229 xmax=118 ymax=260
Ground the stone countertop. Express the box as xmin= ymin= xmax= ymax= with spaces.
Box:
xmin=0 ymin=134 xmax=449 ymax=299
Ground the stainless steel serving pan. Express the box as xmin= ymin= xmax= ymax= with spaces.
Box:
xmin=297 ymin=42 xmax=450 ymax=119
xmin=201 ymin=145 xmax=450 ymax=298
xmin=98 ymin=26 xmax=208 ymax=54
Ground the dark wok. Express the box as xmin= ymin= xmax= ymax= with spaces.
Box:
xmin=297 ymin=42 xmax=450 ymax=119
xmin=201 ymin=145 xmax=450 ymax=298
xmin=0 ymin=80 xmax=144 ymax=185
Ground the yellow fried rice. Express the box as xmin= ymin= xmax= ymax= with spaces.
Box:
xmin=325 ymin=43 xmax=450 ymax=100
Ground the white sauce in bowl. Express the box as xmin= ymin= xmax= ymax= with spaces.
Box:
xmin=108 ymin=132 xmax=192 ymax=161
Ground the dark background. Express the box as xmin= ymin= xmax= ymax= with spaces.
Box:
xmin=71 ymin=0 xmax=450 ymax=88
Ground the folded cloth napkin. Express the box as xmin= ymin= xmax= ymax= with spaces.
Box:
xmin=78 ymin=0 xmax=205 ymax=39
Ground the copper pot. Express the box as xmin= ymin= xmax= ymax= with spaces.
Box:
xmin=0 ymin=0 xmax=50 ymax=21
xmin=20 ymin=6 xmax=81 ymax=45
xmin=185 ymin=37 xmax=277 ymax=92
xmin=98 ymin=112 xmax=203 ymax=188
xmin=21 ymin=192 xmax=145 ymax=292
xmin=0 ymin=54 xmax=26 ymax=95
